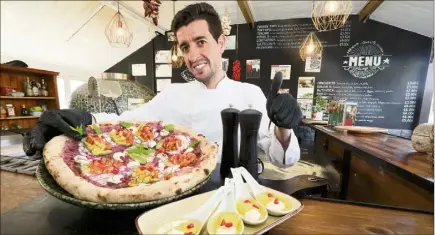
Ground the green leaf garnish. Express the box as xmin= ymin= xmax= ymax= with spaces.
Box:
xmin=164 ymin=124 xmax=174 ymax=132
xmin=120 ymin=121 xmax=133 ymax=128
xmin=91 ymin=124 xmax=102 ymax=135
xmin=155 ymin=141 xmax=163 ymax=149
xmin=71 ymin=125 xmax=84 ymax=136
xmin=189 ymin=140 xmax=199 ymax=148
xmin=127 ymin=145 xmax=155 ymax=164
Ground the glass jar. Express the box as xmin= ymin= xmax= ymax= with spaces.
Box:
xmin=6 ymin=104 xmax=15 ymax=117
xmin=0 ymin=106 xmax=7 ymax=119
xmin=21 ymin=104 xmax=29 ymax=116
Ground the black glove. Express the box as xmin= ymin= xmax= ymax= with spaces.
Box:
xmin=23 ymin=109 xmax=93 ymax=157
xmin=267 ymin=94 xmax=303 ymax=129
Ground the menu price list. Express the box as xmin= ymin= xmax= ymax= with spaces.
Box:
xmin=402 ymin=81 xmax=418 ymax=123
xmin=316 ymin=81 xmax=402 ymax=124
xmin=256 ymin=22 xmax=352 ymax=50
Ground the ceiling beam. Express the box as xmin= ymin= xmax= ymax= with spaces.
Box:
xmin=237 ymin=0 xmax=255 ymax=28
xmin=359 ymin=0 xmax=384 ymax=22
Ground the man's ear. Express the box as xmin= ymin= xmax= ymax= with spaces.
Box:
xmin=218 ymin=34 xmax=226 ymax=54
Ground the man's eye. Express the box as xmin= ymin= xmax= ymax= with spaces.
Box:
xmin=180 ymin=46 xmax=188 ymax=53
xmin=198 ymin=40 xmax=206 ymax=46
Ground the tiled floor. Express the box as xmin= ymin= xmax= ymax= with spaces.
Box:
xmin=0 ymin=171 xmax=44 ymax=213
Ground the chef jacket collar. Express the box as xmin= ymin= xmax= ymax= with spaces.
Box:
xmin=196 ymin=75 xmax=231 ymax=90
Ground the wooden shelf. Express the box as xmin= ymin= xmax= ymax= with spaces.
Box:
xmin=0 ymin=96 xmax=56 ymax=100
xmin=1 ymin=116 xmax=40 ymax=120
xmin=0 ymin=64 xmax=59 ymax=76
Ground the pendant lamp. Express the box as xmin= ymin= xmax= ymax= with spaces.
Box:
xmin=311 ymin=0 xmax=352 ymax=32
xmin=105 ymin=1 xmax=133 ymax=48
xmin=299 ymin=32 xmax=322 ymax=61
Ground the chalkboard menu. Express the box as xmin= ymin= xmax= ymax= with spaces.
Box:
xmin=228 ymin=16 xmax=431 ymax=131
xmin=256 ymin=21 xmax=351 ymax=49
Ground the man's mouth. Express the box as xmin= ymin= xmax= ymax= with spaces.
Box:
xmin=192 ymin=61 xmax=208 ymax=71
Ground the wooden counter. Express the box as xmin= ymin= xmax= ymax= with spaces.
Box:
xmin=310 ymin=125 xmax=434 ymax=212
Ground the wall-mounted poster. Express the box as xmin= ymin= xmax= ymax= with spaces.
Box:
xmin=132 ymin=64 xmax=146 ymax=76
xmin=305 ymin=56 xmax=322 ymax=72
xmin=155 ymin=50 xmax=171 ymax=63
xmin=156 ymin=64 xmax=172 ymax=77
xmin=246 ymin=59 xmax=260 ymax=79
xmin=156 ymin=79 xmax=171 ymax=92
xmin=225 ymin=35 xmax=236 ymax=50
xmin=297 ymin=99 xmax=313 ymax=118
xmin=270 ymin=65 xmax=291 ymax=80
xmin=127 ymin=98 xmax=145 ymax=110
xmin=297 ymin=77 xmax=315 ymax=99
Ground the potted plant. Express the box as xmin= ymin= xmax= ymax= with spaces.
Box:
xmin=312 ymin=96 xmax=326 ymax=120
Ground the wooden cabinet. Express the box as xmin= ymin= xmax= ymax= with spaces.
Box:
xmin=0 ymin=64 xmax=60 ymax=130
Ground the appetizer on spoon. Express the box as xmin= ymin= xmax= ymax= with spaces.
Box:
xmin=155 ymin=185 xmax=230 ymax=235
xmin=230 ymin=168 xmax=268 ymax=225
xmin=207 ymin=178 xmax=244 ymax=235
xmin=238 ymin=166 xmax=297 ymax=216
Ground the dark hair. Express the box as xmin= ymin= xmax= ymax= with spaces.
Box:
xmin=171 ymin=2 xmax=222 ymax=42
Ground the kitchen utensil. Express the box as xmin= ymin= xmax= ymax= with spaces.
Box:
xmin=220 ymin=105 xmax=240 ymax=178
xmin=231 ymin=167 xmax=268 ymax=225
xmin=266 ymin=72 xmax=283 ymax=131
xmin=206 ymin=178 xmax=244 ymax=235
xmin=155 ymin=185 xmax=230 ymax=234
xmin=238 ymin=106 xmax=262 ymax=180
xmin=238 ymin=167 xmax=301 ymax=216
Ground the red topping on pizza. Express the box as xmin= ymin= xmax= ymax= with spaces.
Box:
xmin=253 ymin=204 xmax=259 ymax=209
xmin=225 ymin=222 xmax=233 ymax=228
xmin=136 ymin=123 xmax=154 ymax=141
xmin=267 ymin=193 xmax=273 ymax=197
xmin=221 ymin=219 xmax=226 ymax=226
xmin=110 ymin=128 xmax=134 ymax=146
xmin=244 ymin=200 xmax=251 ymax=203
xmin=88 ymin=158 xmax=123 ymax=174
xmin=84 ymin=134 xmax=112 ymax=155
xmin=186 ymin=223 xmax=194 ymax=229
xmin=160 ymin=136 xmax=182 ymax=152
xmin=168 ymin=152 xmax=197 ymax=167
xmin=184 ymin=232 xmax=193 ymax=235
xmin=274 ymin=199 xmax=279 ymax=204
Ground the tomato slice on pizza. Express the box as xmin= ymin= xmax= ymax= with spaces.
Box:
xmin=83 ymin=134 xmax=112 ymax=155
xmin=109 ymin=127 xmax=134 ymax=146
xmin=135 ymin=123 xmax=155 ymax=141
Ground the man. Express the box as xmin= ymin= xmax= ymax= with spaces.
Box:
xmin=24 ymin=2 xmax=303 ymax=169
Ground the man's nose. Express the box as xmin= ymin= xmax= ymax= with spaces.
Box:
xmin=188 ymin=46 xmax=200 ymax=62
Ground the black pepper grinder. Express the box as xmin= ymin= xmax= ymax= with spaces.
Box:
xmin=220 ymin=105 xmax=240 ymax=178
xmin=238 ymin=105 xmax=262 ymax=181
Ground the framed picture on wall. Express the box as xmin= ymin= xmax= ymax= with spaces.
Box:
xmin=156 ymin=79 xmax=172 ymax=92
xmin=246 ymin=59 xmax=260 ymax=79
xmin=270 ymin=65 xmax=291 ymax=80
xmin=305 ymin=56 xmax=322 ymax=72
xmin=225 ymin=35 xmax=236 ymax=50
xmin=166 ymin=31 xmax=175 ymax=42
xmin=155 ymin=50 xmax=171 ymax=63
xmin=155 ymin=64 xmax=172 ymax=77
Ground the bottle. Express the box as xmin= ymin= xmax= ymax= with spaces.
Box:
xmin=21 ymin=105 xmax=28 ymax=116
xmin=220 ymin=105 xmax=240 ymax=178
xmin=32 ymin=80 xmax=39 ymax=96
xmin=26 ymin=77 xmax=33 ymax=97
xmin=41 ymin=79 xmax=48 ymax=96
xmin=0 ymin=106 xmax=7 ymax=119
xmin=238 ymin=105 xmax=262 ymax=181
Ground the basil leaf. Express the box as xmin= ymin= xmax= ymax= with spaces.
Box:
xmin=91 ymin=124 xmax=102 ymax=135
xmin=164 ymin=124 xmax=174 ymax=132
xmin=127 ymin=145 xmax=154 ymax=164
xmin=71 ymin=125 xmax=84 ymax=136
xmin=120 ymin=121 xmax=133 ymax=128
xmin=189 ymin=140 xmax=198 ymax=148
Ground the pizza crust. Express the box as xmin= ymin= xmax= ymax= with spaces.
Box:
xmin=43 ymin=121 xmax=218 ymax=203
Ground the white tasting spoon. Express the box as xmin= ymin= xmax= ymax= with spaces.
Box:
xmin=230 ymin=168 xmax=268 ymax=225
xmin=155 ymin=185 xmax=230 ymax=235
xmin=238 ymin=166 xmax=297 ymax=216
xmin=207 ymin=178 xmax=245 ymax=235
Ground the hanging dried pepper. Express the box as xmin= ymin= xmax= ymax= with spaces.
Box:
xmin=143 ymin=0 xmax=161 ymax=26
xmin=232 ymin=60 xmax=241 ymax=81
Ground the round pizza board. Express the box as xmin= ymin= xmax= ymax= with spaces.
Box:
xmin=36 ymin=160 xmax=211 ymax=210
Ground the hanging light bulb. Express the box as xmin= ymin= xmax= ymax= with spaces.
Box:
xmin=300 ymin=32 xmax=322 ymax=61
xmin=311 ymin=0 xmax=352 ymax=32
xmin=104 ymin=1 xmax=133 ymax=48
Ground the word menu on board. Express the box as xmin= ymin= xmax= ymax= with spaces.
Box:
xmin=256 ymin=21 xmax=351 ymax=50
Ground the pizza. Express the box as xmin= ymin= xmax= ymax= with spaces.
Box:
xmin=42 ymin=120 xmax=218 ymax=204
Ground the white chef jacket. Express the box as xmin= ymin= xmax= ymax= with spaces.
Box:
xmin=93 ymin=76 xmax=300 ymax=168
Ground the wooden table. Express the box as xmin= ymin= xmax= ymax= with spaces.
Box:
xmin=310 ymin=124 xmax=434 ymax=212
xmin=1 ymin=169 xmax=433 ymax=235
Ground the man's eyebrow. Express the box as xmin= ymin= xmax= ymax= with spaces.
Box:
xmin=193 ymin=36 xmax=206 ymax=41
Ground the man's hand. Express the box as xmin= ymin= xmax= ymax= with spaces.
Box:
xmin=23 ymin=109 xmax=93 ymax=157
xmin=267 ymin=93 xmax=303 ymax=130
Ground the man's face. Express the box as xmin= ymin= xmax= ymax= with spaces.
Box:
xmin=176 ymin=20 xmax=225 ymax=83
